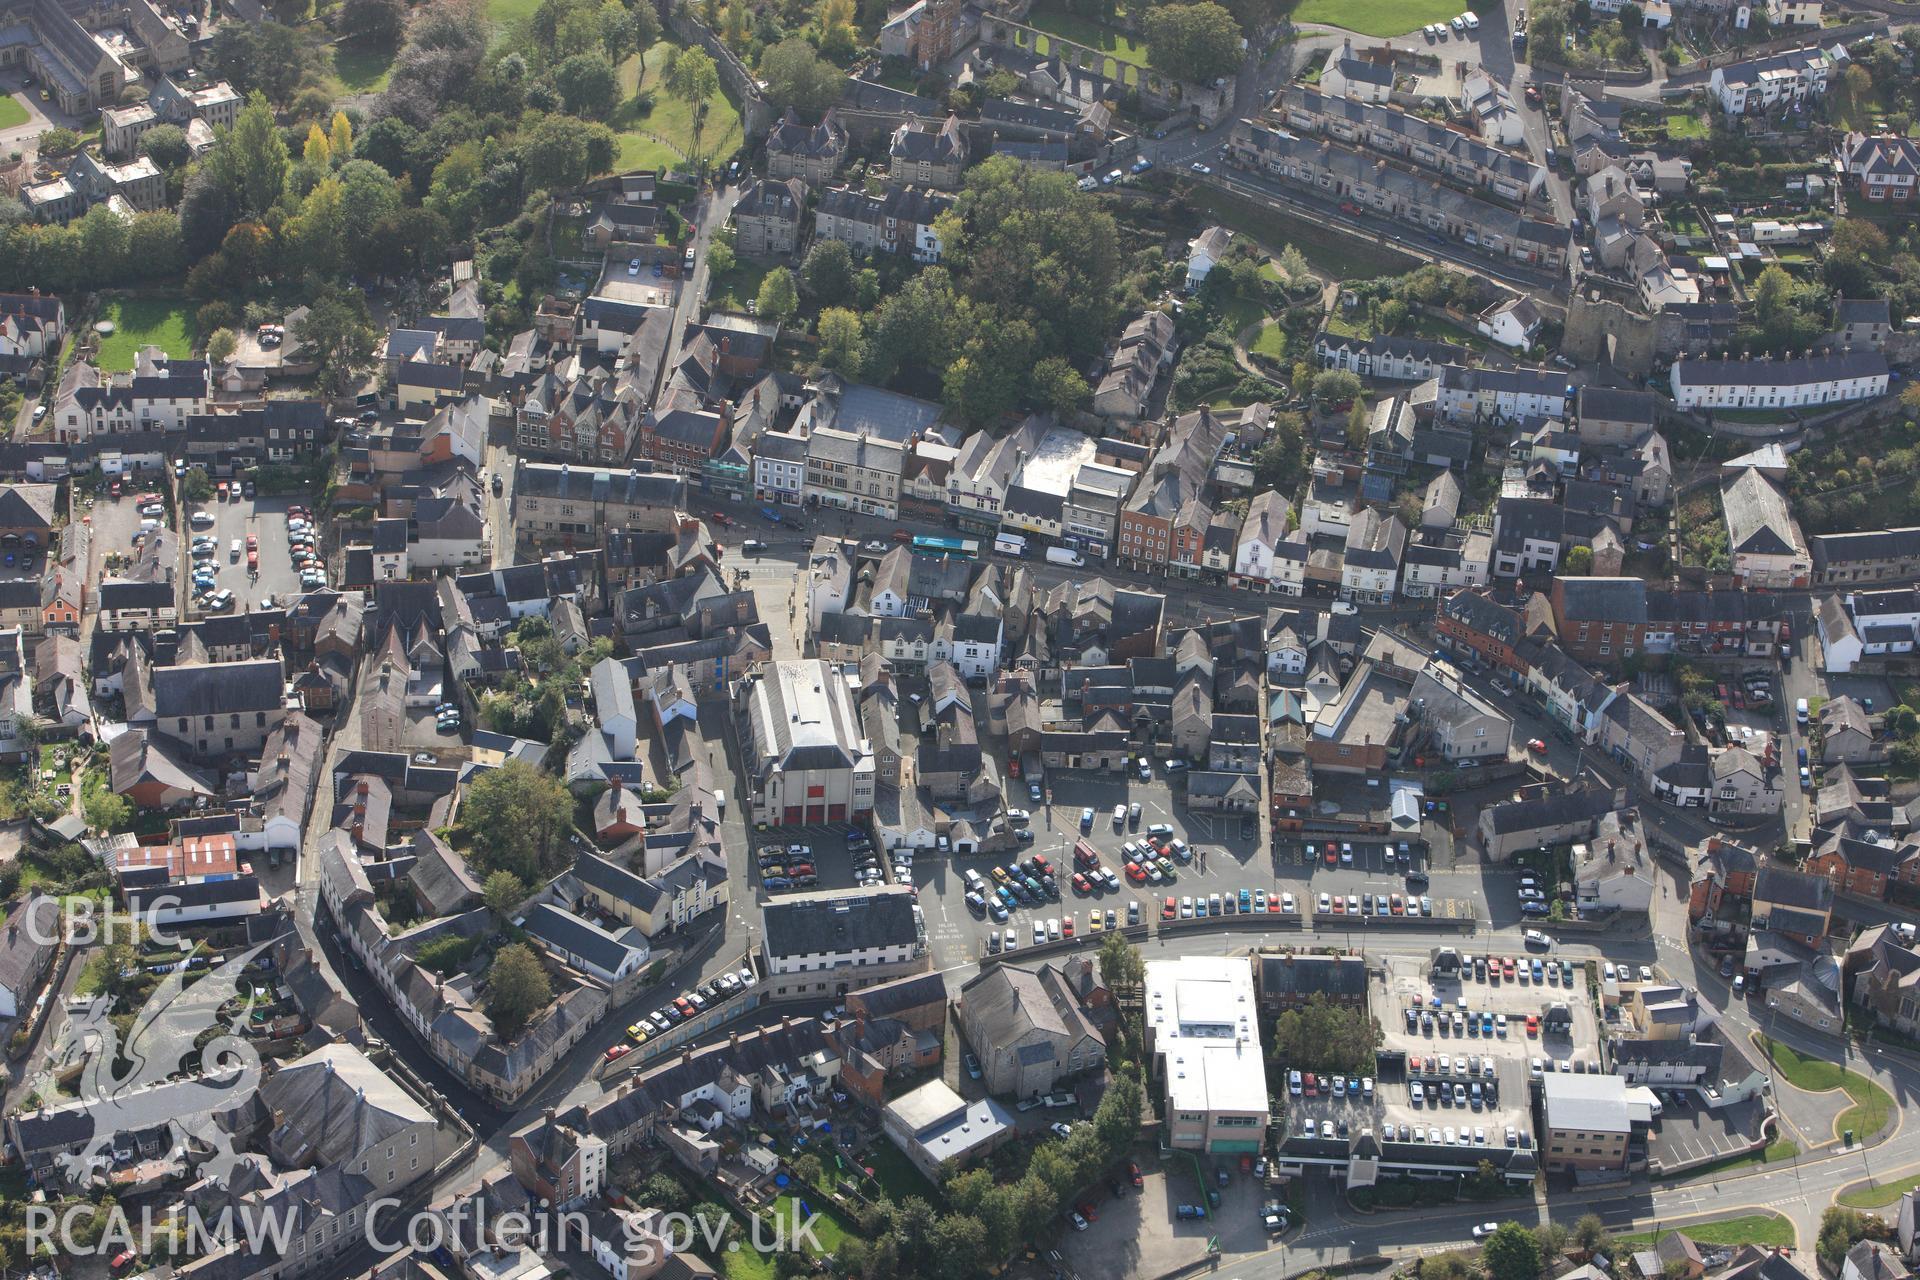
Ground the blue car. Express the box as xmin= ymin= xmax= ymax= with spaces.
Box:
xmin=764 ymin=876 xmax=792 ymax=890
xmin=1238 ymin=889 xmax=1252 ymax=913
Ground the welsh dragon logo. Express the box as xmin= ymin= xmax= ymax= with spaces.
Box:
xmin=55 ymin=940 xmax=277 ymax=1187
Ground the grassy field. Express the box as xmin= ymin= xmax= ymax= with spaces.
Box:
xmin=1840 ymin=1170 xmax=1920 ymax=1209
xmin=1026 ymin=1 xmax=1149 ymax=65
xmin=1666 ymin=113 xmax=1708 ymax=140
xmin=332 ymin=45 xmax=394 ymax=94
xmin=1293 ymin=0 xmax=1462 ymax=37
xmin=720 ymin=1192 xmax=852 ymax=1280
xmin=95 ymin=297 xmax=195 ymax=372
xmin=1182 ymin=185 xmax=1417 ymax=282
xmin=0 ymin=95 xmax=28 ymax=130
xmin=708 ymin=259 xmax=770 ymax=313
xmin=74 ymin=950 xmax=111 ymax=996
xmin=859 ymin=1139 xmax=941 ymax=1204
xmin=1251 ymin=320 xmax=1289 ymax=361
xmin=1762 ymin=1037 xmax=1896 ymax=1142
xmin=485 ymin=0 xmax=542 ymax=26
xmin=1616 ymin=1214 xmax=1794 ymax=1250
xmin=611 ymin=42 xmax=744 ymax=172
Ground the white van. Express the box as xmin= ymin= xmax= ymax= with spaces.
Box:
xmin=1796 ymin=698 xmax=1809 ymax=724
xmin=715 ymin=788 xmax=726 ymax=812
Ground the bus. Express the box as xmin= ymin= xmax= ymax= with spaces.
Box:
xmin=910 ymin=535 xmax=980 ymax=561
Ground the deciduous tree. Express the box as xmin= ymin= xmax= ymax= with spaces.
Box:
xmin=1143 ymin=2 xmax=1242 ymax=84
xmin=138 ymin=124 xmax=190 ymax=171
xmin=205 ymin=328 xmax=239 ymax=366
xmin=555 ymin=51 xmax=620 ymax=118
xmin=816 ymin=306 xmax=864 ymax=374
xmin=802 ymin=237 xmax=855 ymax=304
xmin=1484 ymin=1222 xmax=1543 ymax=1280
xmin=1029 ymin=354 xmax=1088 ymax=416
xmin=761 ymin=36 xmax=844 ymax=114
xmin=294 ymin=287 xmax=377 ymax=394
xmin=757 ymin=266 xmax=798 ymax=323
xmin=1267 ymin=993 xmax=1383 ymax=1073
xmin=461 ymin=759 xmax=575 ymax=883
xmin=485 ymin=943 xmax=551 ymax=1037
xmin=483 ymin=869 xmax=528 ymax=914
xmin=666 ymin=46 xmax=720 ymax=162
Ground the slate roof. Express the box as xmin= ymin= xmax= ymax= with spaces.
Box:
xmin=761 ymin=885 xmax=919 ymax=959
xmin=260 ymin=1043 xmax=432 ymax=1168
xmin=1256 ymin=953 xmax=1368 ymax=1001
xmin=1721 ymin=468 xmax=1802 ymax=557
xmin=1482 ymin=786 xmax=1616 ymax=835
xmin=1678 ymin=350 xmax=1888 ymax=390
xmin=1753 ymin=864 xmax=1834 ymax=913
xmin=521 ymin=902 xmax=647 ymax=977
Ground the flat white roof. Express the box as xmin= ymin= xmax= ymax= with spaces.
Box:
xmin=1017 ymin=425 xmax=1098 ymax=497
xmin=1146 ymin=956 xmax=1267 ymax=1116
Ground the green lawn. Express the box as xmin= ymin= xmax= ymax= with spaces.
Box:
xmin=1616 ymin=1214 xmax=1794 ymax=1250
xmin=1026 ymin=1 xmax=1149 ymax=65
xmin=0 ymin=95 xmax=27 ymax=129
xmin=708 ymin=259 xmax=770 ymax=313
xmin=1840 ymin=1170 xmax=1920 ymax=1209
xmin=1761 ymin=1038 xmax=1896 ymax=1143
xmin=1251 ymin=320 xmax=1289 ymax=361
xmin=332 ymin=45 xmax=394 ymax=94
xmin=74 ymin=950 xmax=110 ymax=996
xmin=859 ymin=1139 xmax=941 ymax=1204
xmin=611 ymin=43 xmax=744 ymax=172
xmin=720 ymin=1191 xmax=852 ymax=1280
xmin=1408 ymin=312 xmax=1484 ymax=348
xmin=1666 ymin=113 xmax=1708 ymax=140
xmin=485 ymin=0 xmax=542 ymax=27
xmin=95 ymin=298 xmax=196 ymax=372
xmin=1292 ymin=0 xmax=1463 ymax=37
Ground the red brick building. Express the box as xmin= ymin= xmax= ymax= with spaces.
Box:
xmin=1803 ymin=829 xmax=1920 ymax=901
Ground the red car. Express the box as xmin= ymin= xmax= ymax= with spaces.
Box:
xmin=605 ymin=1043 xmax=631 ymax=1062
xmin=673 ymin=996 xmax=695 ymax=1017
xmin=1527 ymin=738 xmax=1547 ymax=754
xmin=1077 ymin=1201 xmax=1099 ymax=1223
xmin=1032 ymin=854 xmax=1050 ymax=874
xmin=1062 ymin=916 xmax=1074 ymax=937
xmin=1503 ymin=957 xmax=1516 ymax=979
xmin=1525 ymin=1015 xmax=1540 ymax=1037
xmin=1009 ymin=756 xmax=1021 ymax=778
xmin=1162 ymin=896 xmax=1177 ymax=920
xmin=1072 ymin=872 xmax=1092 ymax=893
xmin=709 ymin=510 xmax=733 ymax=527
xmin=1125 ymin=862 xmax=1147 ymax=883
xmin=111 ymin=1254 xmax=134 ymax=1271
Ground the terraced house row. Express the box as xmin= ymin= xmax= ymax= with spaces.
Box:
xmin=1277 ymin=87 xmax=1548 ymax=205
xmin=1224 ymin=125 xmax=1571 ymax=271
